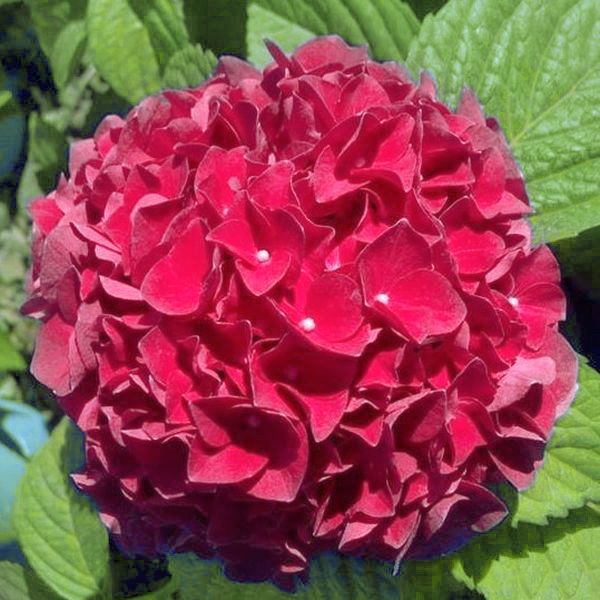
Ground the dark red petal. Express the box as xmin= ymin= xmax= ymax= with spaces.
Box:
xmin=188 ymin=441 xmax=268 ymax=484
xmin=295 ymin=390 xmax=348 ymax=442
xmin=245 ymin=421 xmax=308 ymax=502
xmin=384 ymin=269 xmax=467 ymax=343
xmin=138 ymin=326 xmax=178 ymax=386
xmin=313 ymin=146 xmax=365 ymax=204
xmin=31 ymin=313 xmax=73 ymax=396
xmin=206 ymin=219 xmax=257 ymax=263
xmin=388 ymin=390 xmax=447 ymax=444
xmin=489 ymin=356 xmax=556 ymax=412
xmin=237 ymin=251 xmax=292 ymax=296
xmin=292 ymin=35 xmax=368 ymax=73
xmin=358 ymin=219 xmax=431 ymax=306
xmin=447 ymin=227 xmax=505 ymax=275
xmin=304 ymin=273 xmax=364 ymax=342
xmin=141 ymin=219 xmax=213 ymax=315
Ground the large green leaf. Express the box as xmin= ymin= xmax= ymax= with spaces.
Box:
xmin=13 ymin=419 xmax=110 ymax=600
xmin=168 ymin=552 xmax=478 ymax=599
xmin=24 ymin=1 xmax=87 ymax=88
xmin=453 ymin=505 xmax=600 ymax=600
xmin=87 ymin=0 xmax=189 ymax=103
xmin=246 ymin=4 xmax=314 ymax=67
xmin=162 ymin=44 xmax=217 ymax=90
xmin=0 ymin=444 xmax=26 ymax=545
xmin=512 ymin=358 xmax=600 ymax=525
xmin=184 ymin=0 xmax=247 ymax=58
xmin=0 ymin=562 xmax=29 ymax=600
xmin=246 ymin=0 xmax=419 ymax=68
xmin=168 ymin=555 xmax=285 ymax=600
xmin=0 ymin=561 xmax=60 ymax=600
xmin=407 ymin=0 xmax=600 ymax=243
xmin=407 ymin=0 xmax=447 ymax=20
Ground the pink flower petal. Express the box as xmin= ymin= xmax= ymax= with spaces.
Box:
xmin=141 ymin=219 xmax=214 ymax=315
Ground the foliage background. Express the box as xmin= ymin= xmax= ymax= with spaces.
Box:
xmin=0 ymin=0 xmax=599 ymax=598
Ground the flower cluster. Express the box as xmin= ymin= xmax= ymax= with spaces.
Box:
xmin=24 ymin=37 xmax=577 ymax=589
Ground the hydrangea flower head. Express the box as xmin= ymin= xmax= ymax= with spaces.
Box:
xmin=23 ymin=37 xmax=577 ymax=590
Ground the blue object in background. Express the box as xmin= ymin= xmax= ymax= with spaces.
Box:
xmin=0 ymin=69 xmax=26 ymax=180
xmin=0 ymin=396 xmax=48 ymax=548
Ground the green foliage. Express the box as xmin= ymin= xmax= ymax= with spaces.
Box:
xmin=162 ymin=44 xmax=217 ymax=90
xmin=247 ymin=0 xmax=419 ymax=67
xmin=13 ymin=419 xmax=111 ymax=599
xmin=0 ymin=562 xmax=30 ymax=600
xmin=86 ymin=0 xmax=167 ymax=103
xmin=407 ymin=0 xmax=447 ymax=20
xmin=168 ymin=552 xmax=481 ymax=599
xmin=0 ymin=212 xmax=36 ymax=356
xmin=184 ymin=0 xmax=247 ymax=58
xmin=0 ymin=561 xmax=60 ymax=600
xmin=0 ymin=89 xmax=18 ymax=121
xmin=24 ymin=0 xmax=87 ymax=89
xmin=453 ymin=503 xmax=600 ymax=600
xmin=0 ymin=331 xmax=25 ymax=371
xmin=86 ymin=0 xmax=209 ymax=103
xmin=17 ymin=112 xmax=67 ymax=208
xmin=407 ymin=0 xmax=600 ymax=243
xmin=246 ymin=4 xmax=314 ymax=68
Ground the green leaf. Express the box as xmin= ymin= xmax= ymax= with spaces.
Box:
xmin=168 ymin=552 xmax=476 ymax=599
xmin=110 ymin=554 xmax=172 ymax=599
xmin=162 ymin=44 xmax=217 ymax=90
xmin=0 ymin=89 xmax=19 ymax=121
xmin=49 ymin=20 xmax=87 ymax=89
xmin=246 ymin=4 xmax=314 ymax=68
xmin=407 ymin=0 xmax=600 ymax=243
xmin=396 ymin=558 xmax=480 ymax=600
xmin=87 ymin=0 xmax=190 ymax=103
xmin=246 ymin=0 xmax=420 ymax=68
xmin=406 ymin=0 xmax=447 ymax=20
xmin=168 ymin=554 xmax=284 ymax=600
xmin=183 ymin=0 xmax=247 ymax=58
xmin=0 ymin=444 xmax=26 ymax=545
xmin=127 ymin=575 xmax=180 ymax=599
xmin=17 ymin=112 xmax=67 ymax=209
xmin=0 ymin=562 xmax=29 ymax=600
xmin=512 ymin=358 xmax=600 ymax=526
xmin=0 ymin=561 xmax=61 ymax=600
xmin=0 ymin=331 xmax=25 ymax=371
xmin=13 ymin=418 xmax=110 ymax=600
xmin=24 ymin=1 xmax=87 ymax=88
xmin=453 ymin=505 xmax=600 ymax=600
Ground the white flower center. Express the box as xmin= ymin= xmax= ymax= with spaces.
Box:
xmin=227 ymin=176 xmax=241 ymax=191
xmin=508 ymin=296 xmax=519 ymax=307
xmin=299 ymin=317 xmax=316 ymax=332
xmin=375 ymin=293 xmax=390 ymax=305
xmin=256 ymin=249 xmax=270 ymax=263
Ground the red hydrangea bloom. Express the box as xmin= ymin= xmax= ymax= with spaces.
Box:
xmin=23 ymin=37 xmax=577 ymax=589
